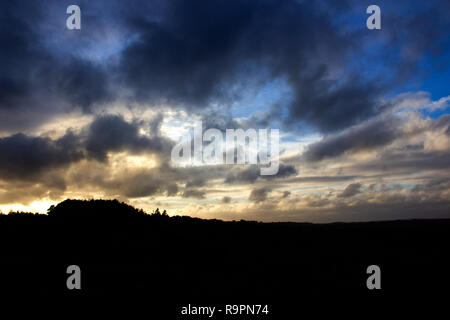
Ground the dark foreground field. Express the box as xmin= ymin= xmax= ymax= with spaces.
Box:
xmin=1 ymin=199 xmax=449 ymax=314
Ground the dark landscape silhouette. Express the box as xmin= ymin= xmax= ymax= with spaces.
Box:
xmin=1 ymin=199 xmax=449 ymax=312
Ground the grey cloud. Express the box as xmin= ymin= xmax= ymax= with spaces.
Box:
xmin=286 ymin=175 xmax=359 ymax=183
xmin=221 ymin=196 xmax=232 ymax=204
xmin=338 ymin=183 xmax=362 ymax=198
xmin=412 ymin=178 xmax=450 ymax=194
xmin=225 ymin=164 xmax=297 ymax=184
xmin=304 ymin=194 xmax=331 ymax=207
xmin=182 ymin=189 xmax=206 ymax=199
xmin=85 ymin=114 xmax=173 ymax=161
xmin=64 ymin=163 xmax=181 ymax=199
xmin=0 ymin=114 xmax=173 ymax=183
xmin=185 ymin=177 xmax=206 ymax=188
xmin=249 ymin=187 xmax=271 ymax=203
xmin=302 ymin=116 xmax=401 ymax=162
xmin=281 ymin=191 xmax=291 ymax=198
xmin=239 ymin=178 xmax=450 ymax=222
xmin=0 ymin=1 xmax=113 ymax=132
xmin=116 ymin=0 xmax=392 ymax=131
xmin=2 ymin=0 xmax=449 ymax=135
xmin=0 ymin=131 xmax=83 ymax=181
xmin=434 ymin=114 xmax=450 ymax=135
xmin=166 ymin=183 xmax=179 ymax=196
xmin=115 ymin=172 xmax=179 ymax=198
xmin=53 ymin=59 xmax=112 ymax=112
xmin=225 ymin=166 xmax=259 ymax=184
xmin=353 ymin=150 xmax=450 ymax=174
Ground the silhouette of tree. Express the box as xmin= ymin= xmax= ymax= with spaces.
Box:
xmin=46 ymin=199 xmax=148 ymax=222
xmin=47 ymin=205 xmax=55 ymax=214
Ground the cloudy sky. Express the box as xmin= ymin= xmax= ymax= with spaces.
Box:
xmin=1 ymin=0 xmax=449 ymax=222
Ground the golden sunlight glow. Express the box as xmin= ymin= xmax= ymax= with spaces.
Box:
xmin=0 ymin=200 xmax=57 ymax=214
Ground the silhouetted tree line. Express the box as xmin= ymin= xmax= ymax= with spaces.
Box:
xmin=2 ymin=211 xmax=40 ymax=216
xmin=1 ymin=198 xmax=450 ymax=305
xmin=2 ymin=199 xmax=239 ymax=223
xmin=1 ymin=199 xmax=171 ymax=218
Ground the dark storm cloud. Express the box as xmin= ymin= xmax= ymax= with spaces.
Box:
xmin=115 ymin=0 xmax=449 ymax=132
xmin=2 ymin=0 xmax=449 ymax=134
xmin=0 ymin=1 xmax=44 ymax=108
xmin=0 ymin=1 xmax=59 ymax=131
xmin=85 ymin=114 xmax=173 ymax=161
xmin=119 ymin=0 xmax=259 ymax=108
xmin=53 ymin=58 xmax=112 ymax=113
xmin=0 ymin=1 xmax=114 ymax=132
xmin=287 ymin=72 xmax=385 ymax=132
xmin=0 ymin=114 xmax=173 ymax=182
xmin=0 ymin=131 xmax=83 ymax=180
xmin=117 ymin=0 xmax=382 ymax=131
xmin=302 ymin=116 xmax=401 ymax=161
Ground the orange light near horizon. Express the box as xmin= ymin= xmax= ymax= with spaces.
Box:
xmin=0 ymin=200 xmax=57 ymax=214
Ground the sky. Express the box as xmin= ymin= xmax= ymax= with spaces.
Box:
xmin=0 ymin=0 xmax=449 ymax=222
